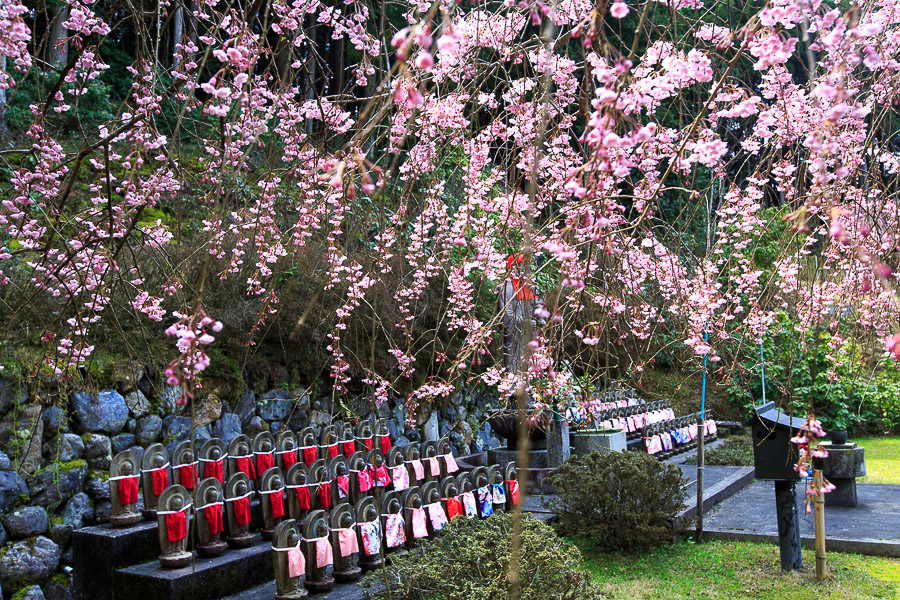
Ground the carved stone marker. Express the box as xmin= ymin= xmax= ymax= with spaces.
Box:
xmin=355 ymin=421 xmax=375 ymax=455
xmin=385 ymin=446 xmax=409 ymax=492
xmin=302 ymin=509 xmax=334 ymax=594
xmin=285 ymin=462 xmax=311 ymax=522
xmin=141 ymin=443 xmax=171 ymax=520
xmin=338 ymin=423 xmax=356 ymax=458
xmin=259 ymin=466 xmax=286 ymax=540
xmin=224 ymin=471 xmax=255 ymax=548
xmin=253 ymin=432 xmax=276 ymax=481
xmin=487 ymin=465 xmax=507 ymax=513
xmin=440 ymin=477 xmax=463 ymax=521
xmin=347 ymin=451 xmax=369 ymax=505
xmin=421 ymin=481 xmax=448 ymax=536
xmin=379 ymin=490 xmax=406 ymax=557
xmin=329 ymin=455 xmax=351 ymax=506
xmin=319 ymin=425 xmax=339 ymax=462
xmin=420 ymin=441 xmax=440 ymax=483
xmin=228 ymin=434 xmax=256 ymax=487
xmin=307 ymin=459 xmax=332 ymax=512
xmin=437 ymin=437 xmax=460 ymax=479
xmin=172 ymin=440 xmax=198 ymax=492
xmin=401 ymin=486 xmax=427 ymax=548
xmin=330 ymin=503 xmax=362 ymax=582
xmin=375 ymin=419 xmax=392 ymax=455
xmin=194 ymin=477 xmax=227 ymax=557
xmin=273 ymin=519 xmax=307 ymax=599
xmin=156 ymin=484 xmax=192 ymax=568
xmin=354 ymin=496 xmax=382 ymax=572
xmin=199 ymin=438 xmax=226 ymax=484
xmin=403 ymin=444 xmax=424 ymax=488
xmin=503 ymin=461 xmax=520 ymax=511
xmin=276 ymin=430 xmax=299 ymax=474
xmin=366 ymin=449 xmax=390 ymax=503
xmin=298 ymin=427 xmax=318 ymax=468
xmin=109 ymin=449 xmax=142 ymax=527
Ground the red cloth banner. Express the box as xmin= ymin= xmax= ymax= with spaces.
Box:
xmin=256 ymin=452 xmax=274 ymax=474
xmin=166 ymin=511 xmax=187 ymax=543
xmin=380 ymin=435 xmax=391 ymax=454
xmin=151 ymin=468 xmax=169 ymax=496
xmin=505 ymin=480 xmax=520 ymax=505
xmin=177 ymin=464 xmax=196 ymax=490
xmin=204 ymin=459 xmax=224 ymax=484
xmin=302 ymin=447 xmax=317 ymax=467
xmin=317 ymin=483 xmax=332 ymax=509
xmin=235 ymin=456 xmax=256 ymax=480
xmin=270 ymin=490 xmax=285 ymax=519
xmin=341 ymin=441 xmax=356 ymax=457
xmin=205 ymin=505 xmax=223 ymax=535
xmin=296 ymin=486 xmax=311 ymax=510
xmin=233 ymin=496 xmax=251 ymax=526
xmin=118 ymin=476 xmax=139 ymax=505
xmin=281 ymin=451 xmax=297 ymax=471
xmin=446 ymin=496 xmax=463 ymax=520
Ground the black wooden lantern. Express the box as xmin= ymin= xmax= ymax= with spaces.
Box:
xmin=751 ymin=401 xmax=808 ymax=480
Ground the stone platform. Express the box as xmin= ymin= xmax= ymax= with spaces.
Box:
xmin=705 ymin=480 xmax=900 ymax=544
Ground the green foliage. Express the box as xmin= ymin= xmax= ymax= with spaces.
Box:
xmin=684 ymin=434 xmax=754 ymax=466
xmin=7 ymin=68 xmax=116 ymax=134
xmin=363 ymin=512 xmax=597 ymax=600
xmin=546 ymin=451 xmax=685 ymax=551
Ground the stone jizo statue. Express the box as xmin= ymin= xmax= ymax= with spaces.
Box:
xmin=194 ymin=477 xmax=227 ymax=557
xmin=109 ymin=449 xmax=142 ymax=527
xmin=156 ymin=485 xmax=193 ymax=568
xmin=330 ymin=503 xmax=361 ymax=583
xmin=273 ymin=519 xmax=307 ymax=599
xmin=141 ymin=443 xmax=170 ymax=520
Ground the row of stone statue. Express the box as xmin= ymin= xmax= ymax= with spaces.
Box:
xmin=272 ymin=459 xmax=521 ymax=598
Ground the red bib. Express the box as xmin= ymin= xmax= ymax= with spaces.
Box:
xmin=270 ymin=490 xmax=285 ymax=519
xmin=205 ymin=505 xmax=223 ymax=535
xmin=256 ymin=452 xmax=274 ymax=474
xmin=204 ymin=459 xmax=224 ymax=484
xmin=151 ymin=468 xmax=169 ymax=496
xmin=505 ymin=480 xmax=520 ymax=505
xmin=296 ymin=486 xmax=311 ymax=510
xmin=236 ymin=456 xmax=256 ymax=480
xmin=317 ymin=483 xmax=332 ymax=509
xmin=327 ymin=444 xmax=339 ymax=459
xmin=302 ymin=447 xmax=317 ymax=467
xmin=177 ymin=464 xmax=196 ymax=490
xmin=446 ymin=496 xmax=463 ymax=520
xmin=341 ymin=441 xmax=356 ymax=457
xmin=281 ymin=451 xmax=297 ymax=471
xmin=166 ymin=511 xmax=187 ymax=542
xmin=233 ymin=496 xmax=251 ymax=527
xmin=118 ymin=476 xmax=139 ymax=505
xmin=380 ymin=435 xmax=391 ymax=454
xmin=362 ymin=437 xmax=374 ymax=452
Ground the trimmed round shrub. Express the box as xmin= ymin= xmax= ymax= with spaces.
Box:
xmin=364 ymin=511 xmax=597 ymax=599
xmin=547 ymin=451 xmax=686 ymax=550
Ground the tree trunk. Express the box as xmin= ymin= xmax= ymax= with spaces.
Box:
xmin=172 ymin=5 xmax=184 ymax=68
xmin=48 ymin=4 xmax=69 ymax=66
xmin=0 ymin=57 xmax=7 ymax=130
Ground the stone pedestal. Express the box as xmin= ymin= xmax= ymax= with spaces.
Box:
xmin=815 ymin=442 xmax=866 ymax=508
xmin=546 ymin=420 xmax=570 ymax=468
xmin=570 ymin=429 xmax=627 ymax=456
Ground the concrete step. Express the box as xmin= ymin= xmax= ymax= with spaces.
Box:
xmin=222 ymin=579 xmax=371 ymax=599
xmin=114 ymin=534 xmax=274 ymax=600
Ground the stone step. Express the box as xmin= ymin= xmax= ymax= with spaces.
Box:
xmin=114 ymin=534 xmax=275 ymax=600
xmin=222 ymin=579 xmax=370 ymax=599
xmin=73 ymin=499 xmax=265 ymax=600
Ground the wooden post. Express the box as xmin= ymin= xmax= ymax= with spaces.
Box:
xmin=696 ymin=415 xmax=704 ymax=542
xmin=814 ymin=469 xmax=827 ymax=580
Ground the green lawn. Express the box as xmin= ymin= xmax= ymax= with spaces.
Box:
xmin=579 ymin=539 xmax=900 ymax=599
xmin=856 ymin=437 xmax=900 ymax=484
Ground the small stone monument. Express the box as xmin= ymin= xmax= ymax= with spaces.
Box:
xmin=487 ymin=465 xmax=507 ymax=513
xmin=375 ymin=419 xmax=392 ymax=455
xmin=224 ymin=471 xmax=255 ymax=548
xmin=440 ymin=477 xmax=463 ymax=521
xmin=194 ymin=477 xmax=227 ymax=557
xmin=455 ymin=472 xmax=479 ymax=519
xmin=355 ymin=496 xmax=382 ymax=572
xmin=379 ymin=491 xmax=406 ymax=557
xmin=401 ymin=487 xmax=427 ymax=547
xmin=420 ymin=441 xmax=440 ymax=483
xmin=141 ymin=443 xmax=171 ymax=520
xmin=298 ymin=427 xmax=318 ymax=468
xmin=403 ymin=444 xmax=424 ymax=487
xmin=355 ymin=421 xmax=375 ymax=454
xmin=366 ymin=448 xmax=390 ymax=503
xmin=172 ymin=440 xmax=198 ymax=492
xmin=307 ymin=458 xmax=332 ymax=512
xmin=253 ymin=431 xmax=276 ymax=480
xmin=347 ymin=451 xmax=370 ymax=504
xmin=199 ymin=438 xmax=226 ymax=484
xmin=338 ymin=423 xmax=356 ymax=458
xmin=503 ymin=462 xmax=520 ymax=511
xmin=259 ymin=466 xmax=286 ymax=540
xmin=471 ymin=467 xmax=493 ymax=518
xmin=385 ymin=446 xmax=409 ymax=492
xmin=302 ymin=509 xmax=334 ymax=594
xmin=273 ymin=519 xmax=307 ymax=599
xmin=156 ymin=484 xmax=193 ymax=568
xmin=285 ymin=462 xmax=311 ymax=521
xmin=228 ymin=434 xmax=256 ymax=486
xmin=319 ymin=425 xmax=339 ymax=461
xmin=329 ymin=455 xmax=352 ymax=506
xmin=421 ymin=481 xmax=448 ymax=535
xmin=276 ymin=430 xmax=299 ymax=473
xmin=815 ymin=441 xmax=867 ymax=507
xmin=437 ymin=437 xmax=460 ymax=479
xmin=109 ymin=449 xmax=142 ymax=527
xmin=329 ymin=503 xmax=362 ymax=582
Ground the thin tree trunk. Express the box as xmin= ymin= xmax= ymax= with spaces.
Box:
xmin=48 ymin=4 xmax=69 ymax=66
xmin=0 ymin=57 xmax=7 ymax=130
xmin=172 ymin=4 xmax=184 ymax=68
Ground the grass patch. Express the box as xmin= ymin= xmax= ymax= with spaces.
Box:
xmin=578 ymin=538 xmax=900 ymax=599
xmin=856 ymin=437 xmax=900 ymax=484
xmin=684 ymin=434 xmax=754 ymax=466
